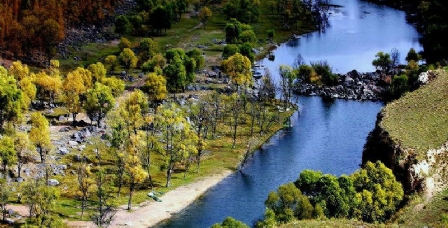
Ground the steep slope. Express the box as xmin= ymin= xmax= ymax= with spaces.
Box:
xmin=363 ymin=69 xmax=448 ymax=193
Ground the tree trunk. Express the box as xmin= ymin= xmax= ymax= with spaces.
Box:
xmin=127 ymin=181 xmax=135 ymax=210
xmin=72 ymin=113 xmax=77 ymax=126
xmin=166 ymin=166 xmax=173 ymax=188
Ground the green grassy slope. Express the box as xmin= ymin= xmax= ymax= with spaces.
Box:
xmin=380 ymin=69 xmax=448 ymax=158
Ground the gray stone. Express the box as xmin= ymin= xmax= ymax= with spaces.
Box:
xmin=58 ymin=147 xmax=69 ymax=155
xmin=47 ymin=179 xmax=60 ymax=186
xmin=68 ymin=140 xmax=78 ymax=146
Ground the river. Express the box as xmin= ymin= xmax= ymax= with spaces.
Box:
xmin=156 ymin=0 xmax=421 ymax=227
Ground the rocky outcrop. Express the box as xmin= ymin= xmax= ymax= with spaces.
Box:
xmin=293 ymin=70 xmax=387 ymax=101
xmin=363 ymin=111 xmax=448 ymax=194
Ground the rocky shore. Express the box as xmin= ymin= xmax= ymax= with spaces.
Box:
xmin=293 ymin=70 xmax=388 ymax=101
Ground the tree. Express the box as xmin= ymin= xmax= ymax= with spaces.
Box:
xmin=268 ymin=29 xmax=275 ymax=41
xmin=84 ymin=82 xmax=115 ymax=127
xmin=279 ymin=65 xmax=295 ymax=109
xmin=225 ymin=19 xmax=242 ymax=44
xmin=14 ymin=132 xmax=35 ymax=178
xmin=311 ymin=61 xmax=337 ymax=86
xmin=150 ymin=5 xmax=172 ymax=35
xmin=186 ymin=48 xmax=205 ymax=71
xmin=142 ymin=53 xmax=166 ymax=73
xmin=41 ymin=19 xmax=64 ymax=64
xmin=198 ymin=6 xmax=212 ymax=29
xmin=0 ymin=179 xmax=11 ymax=222
xmin=351 ymin=161 xmax=404 ymax=223
xmin=222 ymin=44 xmax=239 ymax=60
xmin=164 ymin=54 xmax=187 ymax=93
xmin=405 ymin=48 xmax=420 ymax=63
xmin=119 ymin=48 xmax=138 ymax=76
xmin=372 ymin=51 xmax=393 ymax=73
xmin=92 ymin=168 xmax=116 ymax=227
xmin=77 ymin=162 xmax=94 ymax=219
xmin=125 ymin=134 xmax=148 ymax=210
xmin=22 ymin=179 xmax=62 ymax=227
xmin=33 ymin=71 xmax=62 ymax=106
xmin=221 ymin=53 xmax=252 ymax=91
xmin=227 ymin=93 xmax=244 ymax=148
xmin=141 ymin=72 xmax=168 ymax=108
xmin=8 ymin=61 xmax=30 ymax=81
xmin=0 ymin=135 xmax=17 ymax=177
xmin=212 ymin=217 xmax=249 ymax=228
xmin=155 ymin=103 xmax=198 ymax=187
xmin=100 ymin=76 xmax=125 ymax=97
xmin=118 ymin=37 xmax=132 ymax=51
xmin=0 ymin=67 xmax=26 ymax=130
xmin=390 ymin=48 xmax=400 ymax=70
xmin=88 ymin=62 xmax=107 ymax=83
xmin=29 ymin=112 xmax=51 ymax=163
xmin=115 ymin=15 xmax=132 ymax=35
xmin=139 ymin=38 xmax=157 ymax=62
xmin=104 ymin=55 xmax=119 ymax=73
xmin=264 ymin=182 xmax=313 ymax=224
xmin=63 ymin=67 xmax=91 ymax=126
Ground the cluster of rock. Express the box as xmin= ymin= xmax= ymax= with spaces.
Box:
xmin=293 ymin=70 xmax=387 ymax=101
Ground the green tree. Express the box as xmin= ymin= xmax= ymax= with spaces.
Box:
xmin=0 ymin=179 xmax=12 ymax=222
xmin=141 ymin=72 xmax=168 ymax=108
xmin=77 ymin=162 xmax=94 ymax=219
xmin=150 ymin=5 xmax=172 ymax=35
xmin=0 ymin=135 xmax=16 ymax=177
xmin=372 ymin=51 xmax=393 ymax=73
xmin=155 ymin=103 xmax=198 ymax=187
xmin=279 ymin=65 xmax=295 ymax=109
xmin=225 ymin=19 xmax=242 ymax=44
xmin=198 ymin=6 xmax=212 ymax=29
xmin=0 ymin=67 xmax=26 ymax=130
xmin=29 ymin=112 xmax=51 ymax=163
xmin=84 ymin=82 xmax=115 ymax=127
xmin=22 ymin=179 xmax=62 ymax=227
xmin=164 ymin=54 xmax=187 ymax=93
xmin=221 ymin=53 xmax=252 ymax=91
xmin=88 ymin=62 xmax=107 ymax=83
xmin=14 ymin=132 xmax=35 ymax=178
xmin=139 ymin=38 xmax=157 ymax=62
xmin=405 ymin=48 xmax=420 ymax=63
xmin=142 ymin=53 xmax=167 ymax=73
xmin=119 ymin=48 xmax=139 ymax=76
xmin=212 ymin=216 xmax=249 ymax=228
xmin=351 ymin=161 xmax=404 ymax=223
xmin=92 ymin=168 xmax=116 ymax=227
xmin=222 ymin=44 xmax=239 ymax=60
xmin=115 ymin=15 xmax=132 ymax=35
xmin=41 ymin=19 xmax=64 ymax=64
xmin=311 ymin=61 xmax=337 ymax=86
xmin=100 ymin=76 xmax=125 ymax=97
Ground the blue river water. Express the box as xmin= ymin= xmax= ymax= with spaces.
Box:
xmin=156 ymin=0 xmax=421 ymax=226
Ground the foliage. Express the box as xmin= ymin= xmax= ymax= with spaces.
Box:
xmin=372 ymin=51 xmax=393 ymax=73
xmin=310 ymin=61 xmax=337 ymax=86
xmin=119 ymin=48 xmax=139 ymax=73
xmin=212 ymin=216 xmax=249 ymax=228
xmin=223 ymin=0 xmax=260 ymax=23
xmin=141 ymin=72 xmax=168 ymax=106
xmin=405 ymin=48 xmax=420 ymax=63
xmin=63 ymin=67 xmax=92 ymax=125
xmin=115 ymin=16 xmax=133 ymax=35
xmin=198 ymin=6 xmax=212 ymax=29
xmin=261 ymin=161 xmax=403 ymax=225
xmin=84 ymin=82 xmax=116 ymax=127
xmin=0 ymin=67 xmax=26 ymax=130
xmin=221 ymin=53 xmax=252 ymax=89
xmin=29 ymin=112 xmax=51 ymax=163
xmin=0 ymin=135 xmax=16 ymax=176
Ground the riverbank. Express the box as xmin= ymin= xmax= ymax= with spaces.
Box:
xmin=109 ymin=170 xmax=233 ymax=227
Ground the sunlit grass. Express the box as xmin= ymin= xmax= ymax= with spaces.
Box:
xmin=380 ymin=69 xmax=448 ymax=158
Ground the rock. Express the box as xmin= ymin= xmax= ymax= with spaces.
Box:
xmin=58 ymin=147 xmax=70 ymax=155
xmin=68 ymin=140 xmax=78 ymax=146
xmin=74 ymin=154 xmax=83 ymax=162
xmin=58 ymin=165 xmax=68 ymax=170
xmin=47 ymin=179 xmax=60 ymax=186
xmin=15 ymin=177 xmax=24 ymax=183
xmin=59 ymin=126 xmax=71 ymax=132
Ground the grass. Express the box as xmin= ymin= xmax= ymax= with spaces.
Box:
xmin=380 ymin=69 xmax=448 ymax=158
xmin=47 ymin=101 xmax=295 ymax=221
xmin=391 ymin=189 xmax=448 ymax=227
xmin=280 ymin=219 xmax=394 ymax=228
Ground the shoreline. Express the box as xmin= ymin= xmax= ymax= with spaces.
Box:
xmin=109 ymin=170 xmax=233 ymax=228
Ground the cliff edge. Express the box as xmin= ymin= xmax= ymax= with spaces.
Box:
xmin=363 ymin=69 xmax=448 ymax=195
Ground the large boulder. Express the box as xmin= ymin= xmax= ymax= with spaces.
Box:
xmin=47 ymin=179 xmax=60 ymax=186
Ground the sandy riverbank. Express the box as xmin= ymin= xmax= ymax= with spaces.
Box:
xmin=108 ymin=170 xmax=233 ymax=227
